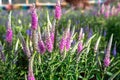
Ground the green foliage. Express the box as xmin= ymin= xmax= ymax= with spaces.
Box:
xmin=0 ymin=10 xmax=120 ymax=80
xmin=106 ymin=16 xmax=120 ymax=53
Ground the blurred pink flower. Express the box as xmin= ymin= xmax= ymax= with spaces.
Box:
xmin=100 ymin=4 xmax=105 ymax=15
xmin=104 ymin=5 xmax=110 ymax=18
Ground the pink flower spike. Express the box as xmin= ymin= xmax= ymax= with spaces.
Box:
xmin=55 ymin=0 xmax=62 ymax=20
xmin=31 ymin=6 xmax=38 ymax=30
xmin=38 ymin=40 xmax=46 ymax=54
xmin=46 ymin=36 xmax=53 ymax=53
xmin=59 ymin=36 xmax=66 ymax=53
xmin=50 ymin=31 xmax=55 ymax=44
xmin=77 ymin=42 xmax=83 ymax=53
xmin=104 ymin=57 xmax=110 ymax=67
xmin=66 ymin=33 xmax=71 ymax=51
xmin=6 ymin=28 xmax=13 ymax=43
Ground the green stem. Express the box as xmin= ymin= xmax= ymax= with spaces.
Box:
xmin=28 ymin=52 xmax=36 ymax=73
xmin=75 ymin=63 xmax=79 ymax=80
xmin=102 ymin=68 xmax=106 ymax=80
xmin=54 ymin=20 xmax=58 ymax=50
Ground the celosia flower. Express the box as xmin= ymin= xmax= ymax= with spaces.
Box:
xmin=59 ymin=36 xmax=66 ymax=53
xmin=55 ymin=0 xmax=61 ymax=20
xmin=38 ymin=40 xmax=46 ymax=54
xmin=66 ymin=33 xmax=71 ymax=51
xmin=6 ymin=28 xmax=13 ymax=43
xmin=31 ymin=7 xmax=38 ymax=30
xmin=46 ymin=35 xmax=53 ymax=53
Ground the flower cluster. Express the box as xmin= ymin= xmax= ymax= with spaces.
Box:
xmin=99 ymin=3 xmax=120 ymax=18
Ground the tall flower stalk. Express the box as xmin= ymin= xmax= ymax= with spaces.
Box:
xmin=54 ymin=0 xmax=62 ymax=50
xmin=77 ymin=28 xmax=84 ymax=53
xmin=38 ymin=26 xmax=46 ymax=54
xmin=18 ymin=32 xmax=31 ymax=58
xmin=94 ymin=36 xmax=101 ymax=53
xmin=28 ymin=53 xmax=36 ymax=80
xmin=6 ymin=11 xmax=13 ymax=44
xmin=55 ymin=0 xmax=61 ymax=20
xmin=45 ymin=11 xmax=53 ymax=53
xmin=104 ymin=34 xmax=113 ymax=67
xmin=31 ymin=4 xmax=38 ymax=51
xmin=59 ymin=20 xmax=71 ymax=53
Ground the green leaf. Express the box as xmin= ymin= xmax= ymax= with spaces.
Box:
xmin=106 ymin=71 xmax=113 ymax=76
xmin=96 ymin=74 xmax=101 ymax=80
xmin=108 ymin=70 xmax=120 ymax=80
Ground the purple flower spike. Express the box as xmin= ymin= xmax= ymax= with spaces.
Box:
xmin=104 ymin=57 xmax=110 ymax=67
xmin=112 ymin=43 xmax=117 ymax=57
xmin=59 ymin=37 xmax=66 ymax=53
xmin=6 ymin=28 xmax=13 ymax=43
xmin=66 ymin=33 xmax=71 ymax=51
xmin=31 ymin=6 xmax=38 ymax=30
xmin=77 ymin=42 xmax=83 ymax=53
xmin=46 ymin=36 xmax=53 ymax=53
xmin=38 ymin=40 xmax=46 ymax=54
xmin=104 ymin=34 xmax=113 ymax=67
xmin=55 ymin=0 xmax=61 ymax=20
xmin=50 ymin=31 xmax=55 ymax=44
